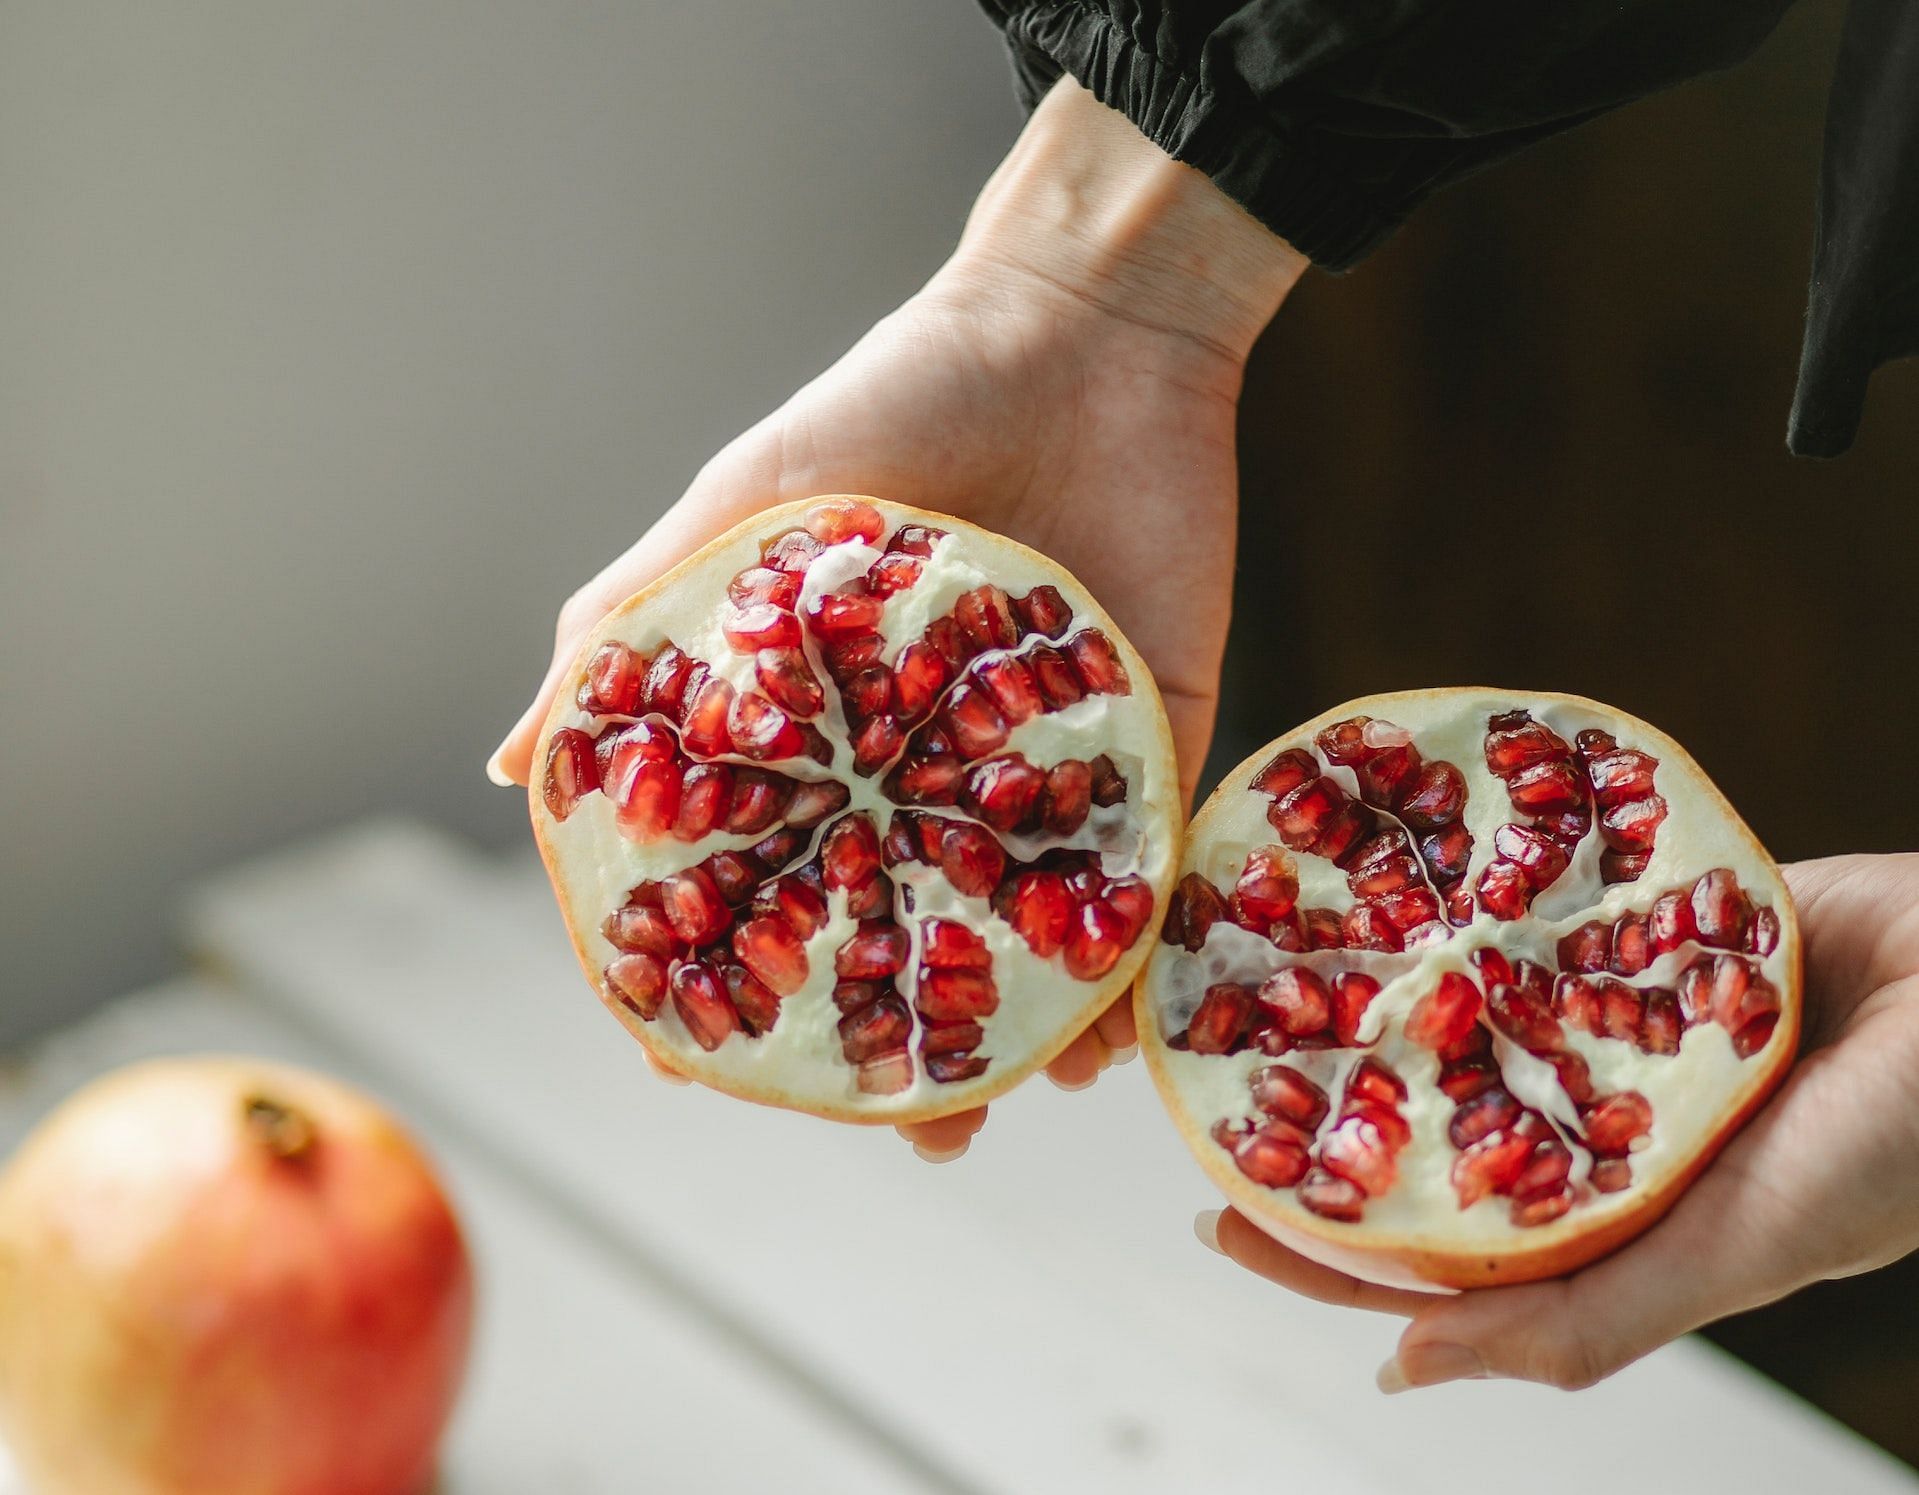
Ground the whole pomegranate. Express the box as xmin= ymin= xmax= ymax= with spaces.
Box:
xmin=532 ymin=496 xmax=1180 ymax=1122
xmin=0 ymin=1058 xmax=473 ymax=1495
xmin=1139 ymin=689 xmax=1800 ymax=1289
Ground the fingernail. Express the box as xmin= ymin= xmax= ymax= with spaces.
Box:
xmin=1378 ymin=1343 xmax=1485 ymax=1395
xmin=1109 ymin=1043 xmax=1139 ymax=1066
xmin=1193 ymin=1209 xmax=1223 ymax=1254
xmin=913 ymin=1142 xmax=969 ymax=1164
xmin=485 ymin=743 xmax=516 ymax=788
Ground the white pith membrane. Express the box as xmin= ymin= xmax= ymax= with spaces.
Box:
xmin=1138 ymin=688 xmax=1800 ymax=1290
xmin=534 ymin=498 xmax=1180 ymax=1122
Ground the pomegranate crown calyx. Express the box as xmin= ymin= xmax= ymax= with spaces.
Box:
xmin=242 ymin=1094 xmax=319 ymax=1162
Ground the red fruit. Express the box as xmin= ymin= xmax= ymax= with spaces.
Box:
xmin=1330 ymin=971 xmax=1380 ymax=1046
xmin=1256 ymin=968 xmax=1332 ymax=1036
xmin=1486 ymin=980 xmax=1562 ymax=1053
xmin=1229 ymin=1128 xmax=1312 ymax=1189
xmin=1186 ymin=984 xmax=1254 ymax=1054
xmin=1163 ymin=873 xmax=1226 ymax=951
xmin=1251 ymin=748 xmax=1317 ymax=799
xmin=1600 ymin=795 xmax=1669 ymax=853
xmin=0 ymin=1060 xmax=472 ymax=1495
xmin=1405 ymin=972 xmax=1482 ymax=1051
xmin=1296 ymin=1168 xmax=1366 ymax=1222
xmin=578 ymin=641 xmax=646 ymax=715
xmin=840 ymin=997 xmax=912 ymax=1065
xmin=732 ymin=916 xmax=809 ymax=997
xmin=1250 ymin=1066 xmax=1330 ymax=1129
xmin=536 ymin=501 xmax=1196 ymax=1120
xmin=1397 ymin=762 xmax=1467 ymax=830
xmin=1232 ymin=847 xmax=1300 ymax=930
xmin=1269 ymin=776 xmax=1345 ymax=852
xmin=1451 ymin=1129 xmax=1536 ymax=1206
xmin=1448 ymin=1086 xmax=1522 ymax=1149
xmin=1483 ymin=712 xmax=1569 ymax=777
xmin=1505 ymin=759 xmax=1586 ymax=816
xmin=1583 ymin=1091 xmax=1653 ymax=1154
xmin=1691 ymin=868 xmax=1753 ymax=948
xmin=543 ymin=727 xmax=600 ymax=821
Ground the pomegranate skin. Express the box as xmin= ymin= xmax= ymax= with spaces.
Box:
xmin=1138 ymin=688 xmax=1802 ymax=1291
xmin=0 ymin=1058 xmax=473 ymax=1495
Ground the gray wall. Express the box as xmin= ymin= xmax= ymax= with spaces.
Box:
xmin=2 ymin=2 xmax=1017 ymax=1039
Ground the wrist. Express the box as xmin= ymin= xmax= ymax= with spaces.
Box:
xmin=945 ymin=78 xmax=1306 ymax=369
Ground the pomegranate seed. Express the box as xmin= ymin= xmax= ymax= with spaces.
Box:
xmin=803 ymin=498 xmax=885 ymax=545
xmin=1346 ymin=833 xmax=1421 ymax=898
xmin=1610 ymin=913 xmax=1653 ymax=976
xmin=721 ymin=962 xmax=781 ymax=1035
xmin=838 ymin=996 xmax=913 ymax=1063
xmin=1650 ymin=889 xmax=1698 ymax=950
xmin=673 ymin=762 xmax=733 ymax=841
xmin=839 ymin=667 xmax=892 ymax=724
xmin=1691 ymin=868 xmax=1752 ymax=947
xmin=723 ymin=603 xmax=801 ymax=653
xmin=866 ymin=553 xmax=922 ymax=597
xmin=1451 ymin=1129 xmax=1536 ymax=1206
xmin=784 ymin=777 xmax=850 ymax=828
xmin=724 ymin=691 xmax=800 ymax=762
xmin=768 ymin=875 xmax=829 ymax=939
xmin=1449 ymin=1086 xmax=1522 ymax=1148
xmin=1710 ymin=954 xmax=1779 ymax=1031
xmin=1063 ymin=630 xmax=1129 ymax=695
xmin=964 ymin=755 xmax=1046 ymax=831
xmin=1250 ymin=1065 xmax=1330 ymax=1128
xmin=938 ymin=822 xmax=1006 ymax=898
xmin=938 ymin=683 xmax=1011 ymax=760
xmin=729 ymin=566 xmax=802 ymax=610
xmin=1013 ymin=585 xmax=1073 ymax=638
xmin=1186 ymin=983 xmax=1253 ymax=1053
xmin=637 ymin=644 xmax=697 ymax=717
xmin=1585 ymin=746 xmax=1659 ymax=804
xmin=1483 ymin=712 xmax=1570 ymax=776
xmin=1406 ymin=972 xmax=1483 ymax=1050
xmin=543 ymin=728 xmax=600 ymax=821
xmin=1063 ymin=900 xmax=1128 ymax=980
xmin=704 ymin=850 xmax=764 ymax=906
xmin=1550 ymin=1050 xmax=1596 ymax=1104
xmin=1747 ymin=906 xmax=1780 ymax=956
xmin=1493 ymin=822 xmax=1569 ymax=883
xmin=1438 ymin=1055 xmax=1499 ymax=1102
xmin=823 ymin=635 xmax=885 ymax=681
xmin=818 ymin=816 xmax=881 ymax=894
xmin=1084 ymin=755 xmax=1126 ymax=807
xmin=614 ymin=758 xmax=685 ymax=842
xmin=1341 ymin=904 xmax=1402 ymax=953
xmin=578 ymin=642 xmax=646 ymax=716
xmin=605 ymin=953 xmax=667 ymax=1018
xmin=836 ymin=923 xmax=910 ymax=980
xmin=1398 ymin=762 xmax=1467 ymax=830
xmin=603 ymin=903 xmax=678 ymax=958
xmin=833 ymin=976 xmax=880 ymax=1017
xmin=1026 ymin=646 xmax=1086 ymax=709
xmin=851 ymin=714 xmax=904 ymax=777
xmin=661 ymin=866 xmax=734 ymax=945
xmin=920 ymin=919 xmax=990 ymax=970
xmin=1255 ymin=968 xmax=1331 ymax=1035
xmin=1486 ymin=982 xmax=1562 ymax=1053
xmin=732 ymin=916 xmax=808 ymax=996
xmin=888 ymin=524 xmax=944 ymax=558
xmin=1471 ymin=947 xmax=1514 ymax=986
xmin=679 ymin=675 xmax=736 ymax=758
xmin=1475 ymin=862 xmax=1527 ymax=920
xmin=1231 ymin=1129 xmax=1311 ymax=1188
xmin=762 ymin=528 xmax=827 ymax=573
xmin=752 ymin=828 xmax=808 ymax=871
xmin=916 ymin=967 xmax=1000 ymax=1020
xmin=1537 ymin=807 xmax=1594 ymax=848
xmin=1574 ymin=728 xmax=1617 ymax=755
xmin=1347 ymin=1056 xmax=1408 ymax=1107
xmin=669 ymin=961 xmax=741 ymax=1050
xmin=1010 ymin=871 xmax=1074 ymax=956
xmin=891 ymin=642 xmax=949 ymax=722
xmin=1505 ymin=759 xmax=1586 ymax=816
xmin=1297 ymin=1168 xmax=1366 ymax=1222
xmin=925 ymin=1052 xmax=989 ymax=1083
xmin=1373 ymin=887 xmax=1444 ymax=937
xmin=1329 ymin=971 xmax=1379 ymax=1046
xmin=1102 ymin=878 xmax=1154 ymax=944
xmin=599 ymin=717 xmax=677 ymax=789
xmin=1640 ymin=987 xmax=1682 ymax=1055
xmin=745 ymin=648 xmax=818 ymax=718
xmin=724 ymin=768 xmax=793 ymax=835
xmin=974 ymin=655 xmax=1043 ymax=726
xmin=1591 ymin=1158 xmax=1633 ymax=1193
xmin=921 ymin=1019 xmax=984 ymax=1055
xmin=1557 ymin=921 xmax=1609 ymax=973
xmin=953 ymin=585 xmax=1019 ymax=654
xmin=1583 ymin=1091 xmax=1653 ymax=1154
xmin=1512 ymin=1138 xmax=1574 ymax=1199
xmin=851 ymin=1051 xmax=912 ymax=1094
xmin=1233 ymin=847 xmax=1300 ymax=928
xmin=1162 ymin=873 xmax=1226 ymax=950
xmin=1320 ymin=1117 xmax=1398 ymax=1196
xmin=807 ymin=589 xmax=885 ymax=642
xmin=1415 ymin=821 xmax=1472 ymax=885
xmin=1599 ymin=795 xmax=1668 ymax=854
xmin=1269 ymin=777 xmax=1343 ymax=852
xmin=1732 ymin=1012 xmax=1780 ymax=1057
xmin=1036 ymin=759 xmax=1093 ymax=835
xmin=1301 ymin=907 xmax=1344 ymax=949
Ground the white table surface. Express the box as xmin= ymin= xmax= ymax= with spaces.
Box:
xmin=4 ymin=818 xmax=1912 ymax=1494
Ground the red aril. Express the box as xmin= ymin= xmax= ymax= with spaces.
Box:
xmin=0 ymin=1059 xmax=471 ymax=1495
xmin=533 ymin=497 xmax=1179 ymax=1122
xmin=1138 ymin=688 xmax=1800 ymax=1290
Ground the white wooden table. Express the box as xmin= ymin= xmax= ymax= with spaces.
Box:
xmin=2 ymin=819 xmax=1911 ymax=1494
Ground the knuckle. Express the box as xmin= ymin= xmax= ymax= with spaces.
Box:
xmin=1532 ymin=1335 xmax=1612 ymax=1391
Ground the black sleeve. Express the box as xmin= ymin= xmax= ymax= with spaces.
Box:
xmin=979 ymin=0 xmax=1917 ymax=458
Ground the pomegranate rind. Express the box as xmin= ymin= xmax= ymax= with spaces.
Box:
xmin=1137 ymin=688 xmax=1801 ymax=1291
xmin=532 ymin=497 xmax=1181 ymax=1124
xmin=0 ymin=1057 xmax=473 ymax=1495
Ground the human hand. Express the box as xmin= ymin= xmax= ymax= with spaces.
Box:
xmin=488 ymin=80 xmax=1306 ymax=1158
xmin=1197 ymin=853 xmax=1919 ymax=1390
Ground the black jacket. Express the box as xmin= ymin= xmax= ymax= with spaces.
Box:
xmin=980 ymin=0 xmax=1917 ymax=457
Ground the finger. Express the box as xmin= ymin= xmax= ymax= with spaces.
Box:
xmin=1045 ymin=1027 xmax=1111 ymax=1090
xmin=1201 ymin=1208 xmax=1436 ymax=1317
xmin=1093 ymin=998 xmax=1138 ymax=1059
xmin=897 ymin=1107 xmax=986 ymax=1162
xmin=486 ymin=442 xmax=779 ymax=786
xmin=1786 ymin=854 xmax=1919 ymax=1039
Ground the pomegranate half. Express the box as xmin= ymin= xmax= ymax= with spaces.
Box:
xmin=0 ymin=1057 xmax=473 ymax=1495
xmin=1138 ymin=689 xmax=1799 ymax=1290
xmin=532 ymin=496 xmax=1180 ymax=1122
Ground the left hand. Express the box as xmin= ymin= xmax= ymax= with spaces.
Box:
xmin=1197 ymin=853 xmax=1919 ymax=1392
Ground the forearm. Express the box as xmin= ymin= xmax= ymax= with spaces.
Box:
xmin=944 ymin=78 xmax=1307 ymax=372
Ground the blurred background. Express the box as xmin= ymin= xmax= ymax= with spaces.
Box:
xmin=4 ymin=0 xmax=1915 ymax=1483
